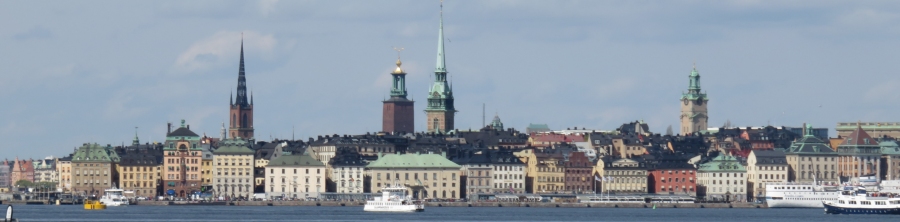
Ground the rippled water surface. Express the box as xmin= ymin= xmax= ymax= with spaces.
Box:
xmin=8 ymin=205 xmax=900 ymax=221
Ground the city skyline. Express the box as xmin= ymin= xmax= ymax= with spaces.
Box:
xmin=2 ymin=1 xmax=900 ymax=158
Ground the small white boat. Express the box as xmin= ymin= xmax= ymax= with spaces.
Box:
xmin=100 ymin=186 xmax=130 ymax=207
xmin=363 ymin=185 xmax=424 ymax=212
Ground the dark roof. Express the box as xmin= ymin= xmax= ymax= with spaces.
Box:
xmin=330 ymin=147 xmax=367 ymax=167
xmin=168 ymin=127 xmax=199 ymax=137
xmin=752 ymin=149 xmax=787 ymax=165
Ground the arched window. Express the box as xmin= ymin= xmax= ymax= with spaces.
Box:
xmin=433 ymin=118 xmax=439 ymax=131
xmin=232 ymin=114 xmax=236 ymax=128
xmin=242 ymin=113 xmax=248 ymax=128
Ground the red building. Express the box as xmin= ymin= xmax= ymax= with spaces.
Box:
xmin=10 ymin=157 xmax=34 ymax=185
xmin=647 ymin=159 xmax=696 ymax=196
xmin=382 ymin=58 xmax=414 ymax=133
xmin=564 ymin=152 xmax=594 ymax=193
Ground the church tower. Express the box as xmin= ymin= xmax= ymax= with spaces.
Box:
xmin=382 ymin=55 xmax=415 ymax=133
xmin=680 ymin=65 xmax=709 ymax=135
xmin=425 ymin=3 xmax=456 ymax=133
xmin=229 ymin=39 xmax=254 ymax=139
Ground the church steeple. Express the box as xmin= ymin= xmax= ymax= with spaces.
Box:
xmin=229 ymin=36 xmax=255 ymax=139
xmin=425 ymin=1 xmax=457 ymax=133
xmin=435 ymin=2 xmax=447 ymax=74
xmin=234 ymin=38 xmax=249 ymax=108
xmin=132 ymin=127 xmax=140 ymax=146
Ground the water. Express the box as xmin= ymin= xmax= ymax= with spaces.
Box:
xmin=8 ymin=205 xmax=900 ymax=221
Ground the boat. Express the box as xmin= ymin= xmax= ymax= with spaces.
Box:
xmin=83 ymin=199 xmax=107 ymax=210
xmin=363 ymin=185 xmax=424 ymax=212
xmin=764 ymin=182 xmax=842 ymax=208
xmin=823 ymin=186 xmax=900 ymax=214
xmin=4 ymin=205 xmax=18 ymax=222
xmin=99 ymin=186 xmax=129 ymax=206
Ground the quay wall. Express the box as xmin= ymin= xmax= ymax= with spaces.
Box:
xmin=130 ymin=201 xmax=763 ymax=208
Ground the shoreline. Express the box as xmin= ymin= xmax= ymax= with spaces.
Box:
xmin=2 ymin=200 xmax=767 ymax=208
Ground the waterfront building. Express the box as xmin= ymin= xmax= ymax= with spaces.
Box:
xmin=163 ymin=120 xmax=204 ymax=198
xmin=880 ymin=140 xmax=900 ymax=180
xmin=32 ymin=157 xmax=58 ymax=184
xmin=424 ymin=6 xmax=456 ymax=133
xmin=71 ymin=143 xmax=121 ymax=196
xmin=56 ymin=156 xmax=72 ymax=191
xmin=253 ymin=142 xmax=279 ymax=192
xmin=785 ymin=125 xmax=838 ymax=183
xmin=836 ymin=124 xmax=882 ymax=181
xmin=0 ymin=160 xmax=9 ymax=190
xmin=564 ymin=152 xmax=593 ymax=193
xmin=697 ymin=154 xmax=746 ymax=202
xmin=117 ymin=143 xmax=163 ymax=197
xmin=201 ymin=143 xmax=214 ymax=190
xmin=647 ymin=156 xmax=696 ymax=196
xmin=10 ymin=158 xmax=34 ymax=185
xmin=229 ymin=39 xmax=255 ymax=139
xmin=452 ymin=150 xmax=492 ymax=199
xmin=382 ymin=57 xmax=415 ymax=133
xmin=490 ymin=149 xmax=526 ymax=194
xmin=265 ymin=154 xmax=325 ymax=199
xmin=329 ymin=147 xmax=368 ymax=194
xmin=601 ymin=157 xmax=648 ymax=194
xmin=213 ymin=138 xmax=255 ymax=199
xmin=680 ymin=66 xmax=709 ymax=135
xmin=532 ymin=149 xmax=565 ymax=193
xmin=836 ymin=122 xmax=900 ymax=138
xmin=367 ymin=153 xmax=461 ymax=200
xmin=747 ymin=149 xmax=788 ymax=201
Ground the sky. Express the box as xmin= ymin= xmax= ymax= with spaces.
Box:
xmin=2 ymin=0 xmax=900 ymax=159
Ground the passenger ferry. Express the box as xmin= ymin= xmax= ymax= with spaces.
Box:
xmin=99 ymin=187 xmax=130 ymax=206
xmin=363 ymin=185 xmax=424 ymax=212
xmin=823 ymin=187 xmax=900 ymax=214
xmin=764 ymin=182 xmax=841 ymax=208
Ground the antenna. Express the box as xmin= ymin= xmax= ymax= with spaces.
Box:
xmin=483 ymin=103 xmax=485 ymax=127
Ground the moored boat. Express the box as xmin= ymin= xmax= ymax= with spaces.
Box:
xmin=100 ymin=186 xmax=129 ymax=206
xmin=83 ymin=199 xmax=107 ymax=210
xmin=363 ymin=185 xmax=424 ymax=212
xmin=823 ymin=187 xmax=900 ymax=214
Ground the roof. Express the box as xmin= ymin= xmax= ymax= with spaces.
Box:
xmin=367 ymin=153 xmax=460 ymax=169
xmin=698 ymin=155 xmax=745 ymax=172
xmin=840 ymin=124 xmax=879 ymax=147
xmin=787 ymin=135 xmax=836 ymax=154
xmin=267 ymin=154 xmax=324 ymax=167
xmin=750 ymin=149 xmax=787 ymax=165
xmin=72 ymin=143 xmax=121 ymax=163
xmin=214 ymin=139 xmax=254 ymax=155
xmin=168 ymin=127 xmax=199 ymax=137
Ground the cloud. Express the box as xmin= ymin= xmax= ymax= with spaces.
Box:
xmin=175 ymin=31 xmax=280 ymax=72
xmin=13 ymin=26 xmax=53 ymax=40
xmin=259 ymin=0 xmax=279 ymax=17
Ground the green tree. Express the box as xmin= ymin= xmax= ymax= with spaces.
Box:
xmin=14 ymin=180 xmax=34 ymax=188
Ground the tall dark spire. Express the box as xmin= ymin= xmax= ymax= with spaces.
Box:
xmin=234 ymin=38 xmax=249 ymax=107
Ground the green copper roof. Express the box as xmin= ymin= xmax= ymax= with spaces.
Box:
xmin=880 ymin=141 xmax=900 ymax=155
xmin=786 ymin=125 xmax=836 ymax=154
xmin=426 ymin=4 xmax=455 ymax=113
xmin=698 ymin=154 xmax=745 ymax=172
xmin=72 ymin=143 xmax=121 ymax=163
xmin=268 ymin=154 xmax=324 ymax=167
xmin=367 ymin=153 xmax=460 ymax=169
xmin=681 ymin=67 xmax=709 ymax=101
xmin=214 ymin=138 xmax=254 ymax=155
xmin=435 ymin=6 xmax=446 ymax=73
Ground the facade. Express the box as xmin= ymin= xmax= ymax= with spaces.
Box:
xmin=680 ymin=66 xmax=709 ymax=135
xmin=117 ymin=144 xmax=163 ymax=197
xmin=785 ymin=125 xmax=839 ymax=183
xmin=747 ymin=149 xmax=788 ymax=201
xmin=490 ymin=150 xmax=526 ymax=194
xmin=201 ymin=144 xmax=214 ymax=189
xmin=367 ymin=153 xmax=461 ymax=200
xmin=601 ymin=158 xmax=648 ymax=194
xmin=424 ymin=9 xmax=456 ymax=133
xmin=265 ymin=154 xmax=326 ymax=199
xmin=213 ymin=138 xmax=255 ymax=199
xmin=880 ymin=141 xmax=900 ymax=180
xmin=564 ymin=152 xmax=593 ymax=193
xmin=453 ymin=152 xmax=492 ymax=198
xmin=71 ymin=143 xmax=120 ymax=196
xmin=10 ymin=158 xmax=34 ymax=185
xmin=33 ymin=157 xmax=58 ymax=184
xmin=532 ymin=151 xmax=565 ymax=193
xmin=836 ymin=122 xmax=900 ymax=138
xmin=0 ymin=160 xmax=9 ymax=189
xmin=836 ymin=124 xmax=882 ymax=180
xmin=163 ymin=121 xmax=204 ymax=198
xmin=329 ymin=147 xmax=367 ymax=194
xmin=382 ymin=58 xmax=415 ymax=133
xmin=697 ymin=154 xmax=746 ymax=202
xmin=57 ymin=156 xmax=72 ymax=191
xmin=229 ymin=40 xmax=255 ymax=139
xmin=647 ymin=158 xmax=696 ymax=196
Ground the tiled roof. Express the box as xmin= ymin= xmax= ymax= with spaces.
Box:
xmin=214 ymin=139 xmax=254 ymax=155
xmin=367 ymin=153 xmax=460 ymax=169
xmin=267 ymin=154 xmax=324 ymax=167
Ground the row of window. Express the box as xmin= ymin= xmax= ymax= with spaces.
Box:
xmin=375 ymin=173 xmax=455 ymax=181
xmin=270 ymin=168 xmax=321 ymax=174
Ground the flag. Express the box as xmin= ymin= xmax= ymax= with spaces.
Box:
xmin=595 ymin=175 xmax=602 ymax=182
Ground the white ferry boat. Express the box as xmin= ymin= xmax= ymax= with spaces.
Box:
xmin=99 ymin=187 xmax=130 ymax=206
xmin=363 ymin=185 xmax=424 ymax=212
xmin=823 ymin=187 xmax=900 ymax=214
xmin=764 ymin=183 xmax=841 ymax=208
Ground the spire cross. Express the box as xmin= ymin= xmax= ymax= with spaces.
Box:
xmin=393 ymin=47 xmax=404 ymax=59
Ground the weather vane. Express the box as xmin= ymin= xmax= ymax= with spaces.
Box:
xmin=393 ymin=46 xmax=404 ymax=59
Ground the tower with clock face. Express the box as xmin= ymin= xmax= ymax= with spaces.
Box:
xmin=680 ymin=66 xmax=709 ymax=135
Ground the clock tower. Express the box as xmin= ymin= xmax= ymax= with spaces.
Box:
xmin=680 ymin=65 xmax=708 ymax=135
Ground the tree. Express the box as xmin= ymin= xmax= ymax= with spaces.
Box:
xmin=14 ymin=180 xmax=34 ymax=188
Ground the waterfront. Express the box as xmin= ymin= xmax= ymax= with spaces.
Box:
xmin=8 ymin=205 xmax=900 ymax=221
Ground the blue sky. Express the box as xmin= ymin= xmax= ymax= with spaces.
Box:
xmin=2 ymin=0 xmax=900 ymax=159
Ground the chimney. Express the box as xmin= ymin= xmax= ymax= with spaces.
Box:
xmin=167 ymin=122 xmax=172 ymax=134
xmin=187 ymin=125 xmax=190 ymax=129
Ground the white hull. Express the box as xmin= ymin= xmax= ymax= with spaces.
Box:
xmin=363 ymin=205 xmax=421 ymax=212
xmin=766 ymin=199 xmax=823 ymax=208
xmin=100 ymin=200 xmax=129 ymax=207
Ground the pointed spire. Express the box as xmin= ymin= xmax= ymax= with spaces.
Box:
xmin=133 ymin=126 xmax=140 ymax=146
xmin=435 ymin=1 xmax=447 ymax=73
xmin=234 ymin=36 xmax=249 ymax=107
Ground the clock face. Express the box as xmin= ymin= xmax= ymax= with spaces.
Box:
xmin=683 ymin=99 xmax=688 ymax=105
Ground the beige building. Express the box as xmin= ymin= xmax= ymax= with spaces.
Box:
xmin=71 ymin=143 xmax=120 ymax=196
xmin=368 ymin=153 xmax=460 ymax=200
xmin=785 ymin=126 xmax=839 ymax=183
xmin=213 ymin=139 xmax=256 ymax=199
xmin=265 ymin=154 xmax=325 ymax=199
xmin=679 ymin=67 xmax=709 ymax=135
xmin=329 ymin=148 xmax=367 ymax=194
xmin=697 ymin=155 xmax=746 ymax=202
xmin=531 ymin=150 xmax=565 ymax=194
xmin=601 ymin=158 xmax=647 ymax=194
xmin=747 ymin=150 xmax=788 ymax=201
xmin=117 ymin=154 xmax=161 ymax=197
xmin=57 ymin=157 xmax=72 ymax=192
xmin=837 ymin=125 xmax=882 ymax=180
xmin=836 ymin=122 xmax=900 ymax=138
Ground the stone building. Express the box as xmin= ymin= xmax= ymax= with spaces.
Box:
xmin=329 ymin=147 xmax=368 ymax=194
xmin=837 ymin=124 xmax=882 ymax=181
xmin=531 ymin=149 xmax=565 ymax=193
xmin=56 ymin=156 xmax=72 ymax=191
xmin=836 ymin=122 xmax=900 ymax=138
xmin=680 ymin=66 xmax=709 ymax=135
xmin=601 ymin=157 xmax=648 ymax=194
xmin=229 ymin=40 xmax=255 ymax=139
xmin=424 ymin=8 xmax=456 ymax=133
xmin=382 ymin=57 xmax=415 ymax=133
xmin=452 ymin=150 xmax=492 ymax=199
xmin=213 ymin=138 xmax=255 ymax=199
xmin=117 ymin=143 xmax=163 ymax=198
xmin=880 ymin=141 xmax=900 ymax=180
xmin=564 ymin=152 xmax=593 ymax=193
xmin=0 ymin=160 xmax=9 ymax=190
xmin=697 ymin=154 xmax=746 ymax=202
xmin=71 ymin=143 xmax=120 ymax=196
xmin=489 ymin=149 xmax=526 ymax=194
xmin=367 ymin=153 xmax=461 ymax=200
xmin=265 ymin=154 xmax=326 ymax=199
xmin=785 ymin=125 xmax=839 ymax=183
xmin=10 ymin=158 xmax=34 ymax=185
xmin=647 ymin=156 xmax=696 ymax=196
xmin=163 ymin=121 xmax=204 ymax=198
xmin=33 ymin=157 xmax=58 ymax=184
xmin=747 ymin=149 xmax=788 ymax=201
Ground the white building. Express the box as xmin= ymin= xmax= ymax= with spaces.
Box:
xmin=213 ymin=139 xmax=256 ymax=199
xmin=490 ymin=151 xmax=526 ymax=194
xmin=266 ymin=154 xmax=326 ymax=199
xmin=329 ymin=148 xmax=367 ymax=194
xmin=697 ymin=154 xmax=747 ymax=202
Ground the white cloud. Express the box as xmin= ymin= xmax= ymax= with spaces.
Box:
xmin=259 ymin=0 xmax=279 ymax=17
xmin=175 ymin=31 xmax=279 ymax=73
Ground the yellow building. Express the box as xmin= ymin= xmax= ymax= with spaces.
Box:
xmin=532 ymin=151 xmax=565 ymax=194
xmin=57 ymin=156 xmax=72 ymax=192
xmin=367 ymin=153 xmax=460 ymax=200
